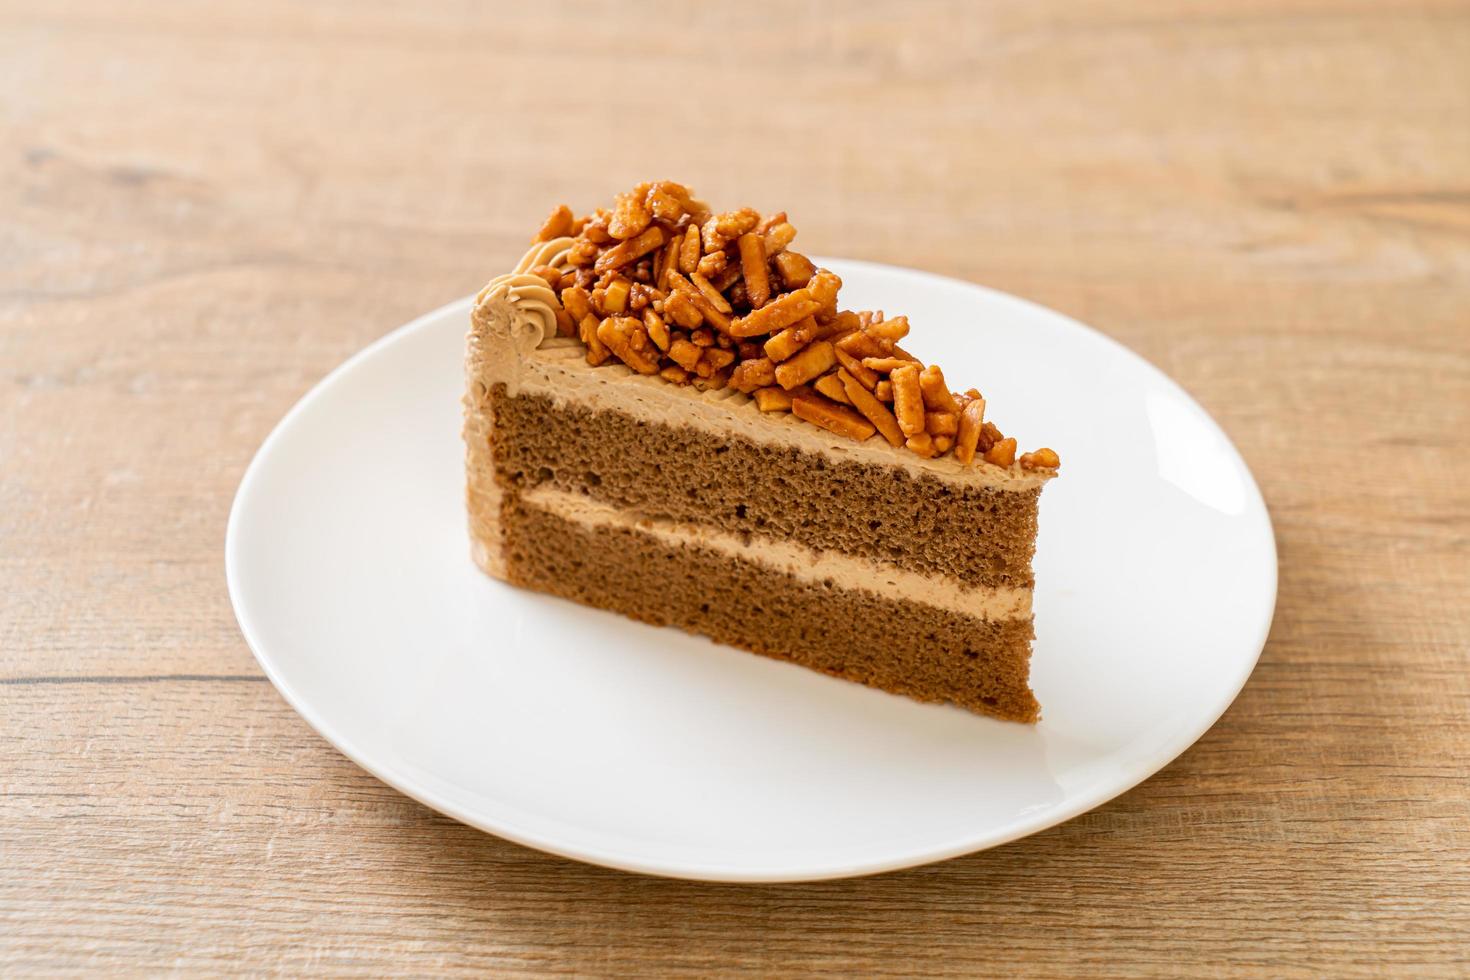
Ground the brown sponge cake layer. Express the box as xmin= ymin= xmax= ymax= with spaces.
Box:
xmin=499 ymin=492 xmax=1040 ymax=723
xmin=490 ymin=386 xmax=1042 ymax=590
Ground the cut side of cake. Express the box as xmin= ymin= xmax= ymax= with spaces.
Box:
xmin=464 ymin=183 xmax=1059 ymax=722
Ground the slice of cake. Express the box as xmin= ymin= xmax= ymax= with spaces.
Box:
xmin=464 ymin=182 xmax=1060 ymax=722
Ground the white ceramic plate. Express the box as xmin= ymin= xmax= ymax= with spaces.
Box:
xmin=227 ymin=259 xmax=1275 ymax=882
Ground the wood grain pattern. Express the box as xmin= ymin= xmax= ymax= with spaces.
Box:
xmin=3 ymin=0 xmax=1468 ymax=974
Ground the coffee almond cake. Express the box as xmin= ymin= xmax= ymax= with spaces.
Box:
xmin=465 ymin=182 xmax=1059 ymax=722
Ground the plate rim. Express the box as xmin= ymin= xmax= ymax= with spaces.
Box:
xmin=225 ymin=261 xmax=1277 ymax=882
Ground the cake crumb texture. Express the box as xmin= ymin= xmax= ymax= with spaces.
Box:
xmin=490 ymin=387 xmax=1041 ymax=590
xmin=503 ymin=498 xmax=1041 ymax=723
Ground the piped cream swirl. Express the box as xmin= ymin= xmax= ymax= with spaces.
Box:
xmin=513 ymin=236 xmax=576 ymax=274
xmin=474 ymin=273 xmax=561 ymax=355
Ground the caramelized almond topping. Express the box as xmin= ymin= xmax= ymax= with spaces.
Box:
xmin=773 ymin=251 xmax=816 ymax=289
xmin=918 ymin=365 xmax=960 ymax=415
xmin=730 ymin=357 xmax=777 ymax=393
xmin=890 ymin=364 xmax=926 ymax=438
xmin=643 ymin=310 xmax=670 ymax=351
xmin=608 ymin=191 xmax=652 ymax=241
xmin=791 ymin=391 xmax=876 ymax=442
xmin=1019 ymin=447 xmax=1061 ymax=470
xmin=737 ymin=233 xmax=771 ymax=308
xmin=834 ymin=347 xmax=880 ymax=389
xmin=596 ymin=317 xmax=659 ymax=375
xmin=514 ymin=184 xmax=1057 ymax=469
xmin=752 ymin=386 xmax=794 ymax=412
xmin=905 ymin=432 xmax=938 ymax=459
xmin=763 ymin=318 xmax=817 ymax=363
xmin=813 ymin=372 xmax=851 ymax=405
xmin=533 ymin=205 xmax=575 ymax=243
xmin=774 ymin=341 xmax=837 ymax=390
xmin=579 ymin=313 xmax=611 ymax=366
xmin=984 ymin=437 xmax=1018 ymax=468
xmin=926 ymin=411 xmax=959 ymax=437
xmin=730 ymin=289 xmax=821 ymax=338
xmin=954 ymin=397 xmax=987 ymax=466
xmin=840 ymin=369 xmax=905 ymax=448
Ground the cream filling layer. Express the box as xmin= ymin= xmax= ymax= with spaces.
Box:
xmin=520 ymin=486 xmax=1033 ymax=621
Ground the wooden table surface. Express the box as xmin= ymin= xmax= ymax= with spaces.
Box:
xmin=4 ymin=1 xmax=1468 ymax=975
